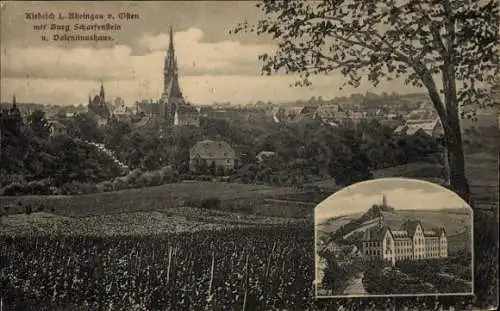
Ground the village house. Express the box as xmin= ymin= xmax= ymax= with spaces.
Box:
xmin=313 ymin=103 xmax=341 ymax=125
xmin=48 ymin=120 xmax=67 ymax=137
xmin=189 ymin=140 xmax=237 ymax=173
xmin=273 ymin=105 xmax=318 ymax=123
xmin=112 ymin=103 xmax=134 ymax=123
xmin=394 ymin=107 xmax=443 ymax=137
xmin=256 ymin=151 xmax=276 ymax=163
xmin=174 ymin=105 xmax=200 ymax=127
xmin=394 ymin=117 xmax=444 ymax=137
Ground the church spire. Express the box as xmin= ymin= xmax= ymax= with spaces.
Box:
xmin=99 ymin=82 xmax=105 ymax=103
xmin=169 ymin=25 xmax=174 ymax=52
xmin=161 ymin=25 xmax=184 ymax=124
xmin=162 ymin=25 xmax=182 ymax=97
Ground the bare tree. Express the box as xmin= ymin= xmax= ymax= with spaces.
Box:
xmin=232 ymin=0 xmax=499 ymax=203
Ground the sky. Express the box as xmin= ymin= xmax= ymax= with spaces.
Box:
xmin=315 ymin=178 xmax=471 ymax=223
xmin=0 ymin=1 xmax=426 ymax=107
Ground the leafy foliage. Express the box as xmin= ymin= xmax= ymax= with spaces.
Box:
xmin=26 ymin=109 xmax=51 ymax=139
xmin=232 ymin=0 xmax=499 ymax=202
xmin=0 ymin=111 xmax=123 ymax=192
xmin=233 ymin=0 xmax=498 ymax=110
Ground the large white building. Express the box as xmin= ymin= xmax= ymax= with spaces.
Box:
xmin=362 ymin=199 xmax=448 ymax=265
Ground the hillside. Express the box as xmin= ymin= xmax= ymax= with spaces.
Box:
xmin=318 ymin=208 xmax=471 ymax=254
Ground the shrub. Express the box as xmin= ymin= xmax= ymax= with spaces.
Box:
xmin=195 ymin=175 xmax=212 ymax=181
xmin=113 ymin=177 xmax=128 ymax=190
xmin=2 ymin=183 xmax=24 ymax=196
xmin=60 ymin=181 xmax=84 ymax=195
xmin=199 ymin=197 xmax=221 ymax=210
xmin=215 ymin=165 xmax=226 ymax=177
xmin=0 ymin=174 xmax=26 ymax=188
xmin=25 ymin=179 xmax=54 ymax=195
xmin=99 ymin=181 xmax=115 ymax=192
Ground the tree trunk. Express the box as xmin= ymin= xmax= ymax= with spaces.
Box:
xmin=419 ymin=66 xmax=471 ymax=204
xmin=442 ymin=53 xmax=472 ymax=205
xmin=443 ymin=118 xmax=471 ymax=204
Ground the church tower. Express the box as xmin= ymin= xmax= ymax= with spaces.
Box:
xmin=99 ymin=82 xmax=105 ymax=105
xmin=160 ymin=25 xmax=185 ymax=125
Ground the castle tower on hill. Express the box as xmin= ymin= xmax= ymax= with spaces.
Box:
xmin=377 ymin=194 xmax=387 ymax=228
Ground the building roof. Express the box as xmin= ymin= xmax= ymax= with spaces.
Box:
xmin=363 ymin=220 xmax=446 ymax=242
xmin=391 ymin=230 xmax=410 ymax=239
xmin=176 ymin=104 xmax=199 ymax=114
xmin=314 ymin=104 xmax=340 ymax=119
xmin=431 ymin=227 xmax=446 ymax=236
xmin=423 ymin=230 xmax=438 ymax=237
xmin=363 ymin=225 xmax=391 ymax=242
xmin=114 ymin=104 xmax=132 ymax=116
xmin=395 ymin=117 xmax=442 ymax=136
xmin=256 ymin=151 xmax=276 ymax=162
xmin=190 ymin=140 xmax=236 ymax=160
xmin=407 ymin=109 xmax=437 ymax=120
xmin=400 ymin=220 xmax=422 ymax=237
xmin=394 ymin=124 xmax=408 ymax=134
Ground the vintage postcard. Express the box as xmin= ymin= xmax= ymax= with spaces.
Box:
xmin=0 ymin=1 xmax=498 ymax=310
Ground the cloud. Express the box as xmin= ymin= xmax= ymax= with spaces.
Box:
xmin=1 ymin=45 xmax=138 ymax=81
xmin=138 ymin=28 xmax=275 ymax=75
xmin=1 ymin=28 xmax=275 ymax=83
xmin=1 ymin=27 xmax=427 ymax=106
xmin=315 ymin=179 xmax=470 ymax=223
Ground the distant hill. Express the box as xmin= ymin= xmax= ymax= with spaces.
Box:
xmin=317 ymin=207 xmax=471 ymax=254
xmin=318 ymin=203 xmax=396 ymax=242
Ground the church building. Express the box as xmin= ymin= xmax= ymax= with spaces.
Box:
xmin=136 ymin=26 xmax=200 ymax=129
xmin=88 ymin=82 xmax=110 ymax=126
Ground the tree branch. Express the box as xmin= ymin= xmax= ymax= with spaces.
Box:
xmin=416 ymin=2 xmax=448 ymax=56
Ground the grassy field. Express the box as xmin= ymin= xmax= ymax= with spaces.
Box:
xmin=0 ymin=207 xmax=308 ymax=236
xmin=372 ymin=150 xmax=498 ymax=204
xmin=0 ymin=182 xmax=314 ymax=236
xmin=0 ymin=182 xmax=311 ymax=218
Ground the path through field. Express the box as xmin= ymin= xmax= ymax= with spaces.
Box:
xmin=84 ymin=140 xmax=129 ymax=174
xmin=343 ymin=272 xmax=367 ymax=295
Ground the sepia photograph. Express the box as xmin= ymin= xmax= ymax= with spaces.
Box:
xmin=315 ymin=178 xmax=473 ymax=298
xmin=0 ymin=0 xmax=498 ymax=310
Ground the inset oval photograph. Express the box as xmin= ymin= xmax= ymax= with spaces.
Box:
xmin=314 ymin=178 xmax=473 ymax=298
